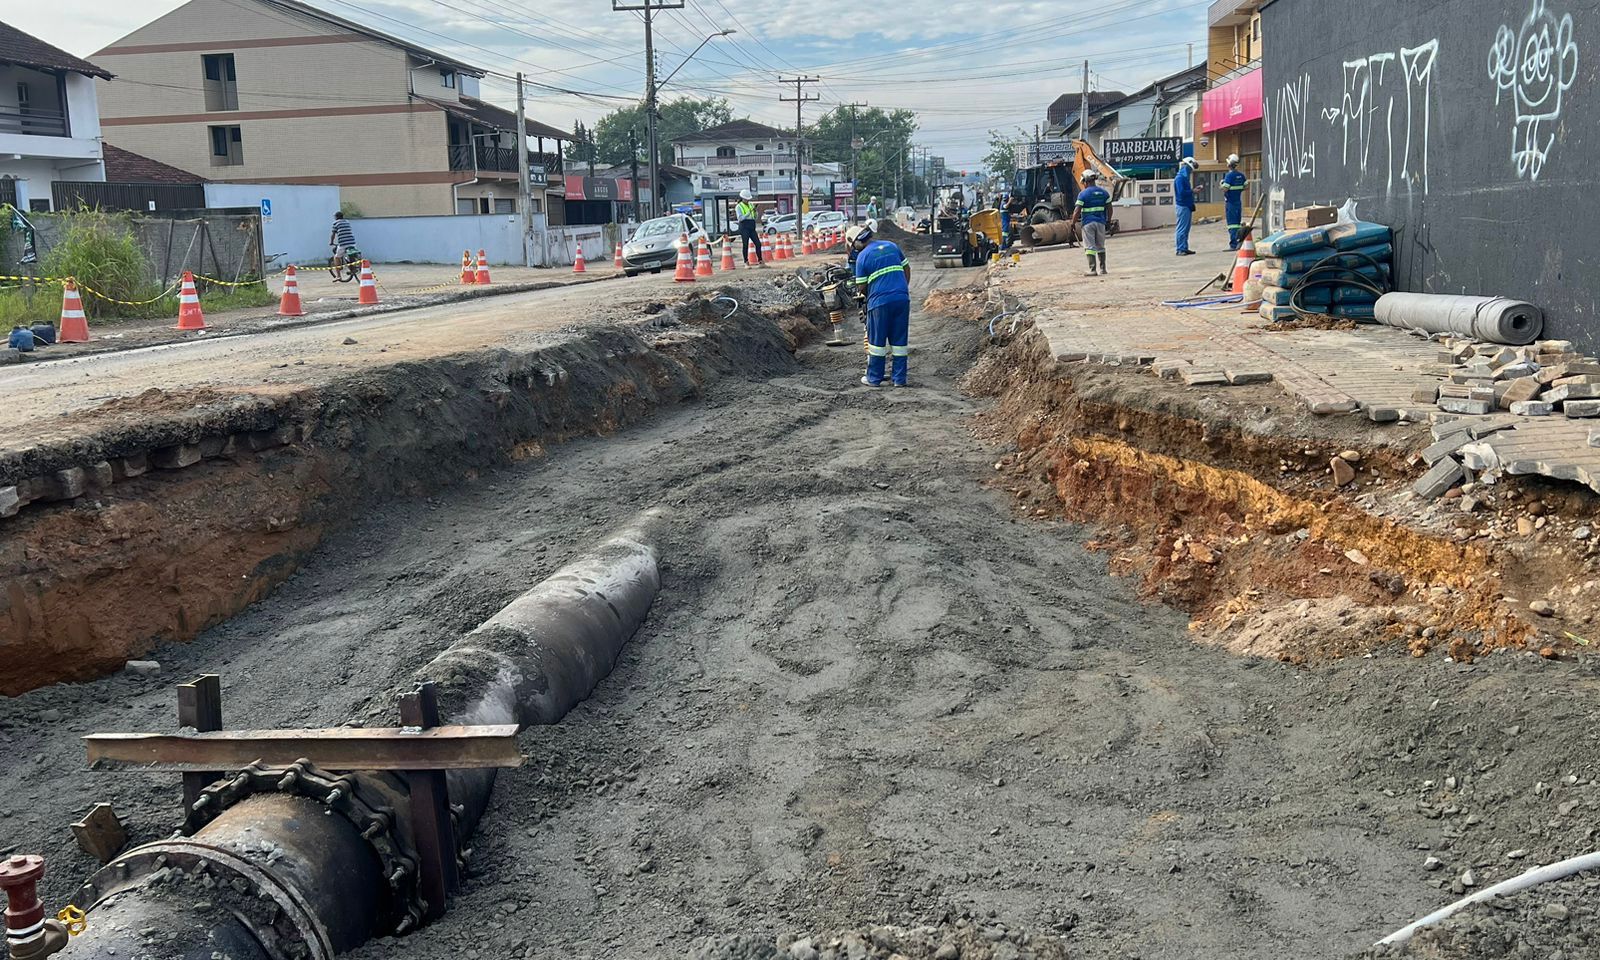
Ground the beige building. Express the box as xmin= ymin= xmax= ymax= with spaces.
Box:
xmin=92 ymin=0 xmax=574 ymax=217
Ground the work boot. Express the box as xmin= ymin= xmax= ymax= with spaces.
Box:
xmin=1098 ymin=253 xmax=1107 ymax=274
xmin=860 ymin=375 xmax=881 ymax=387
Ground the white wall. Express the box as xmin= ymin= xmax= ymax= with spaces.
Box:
xmin=351 ymin=212 xmax=525 ymax=264
xmin=204 ymin=182 xmax=340 ymax=264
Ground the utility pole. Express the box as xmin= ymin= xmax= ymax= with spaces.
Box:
xmin=1188 ymin=42 xmax=1194 ymax=69
xmin=514 ymin=71 xmax=533 ymax=267
xmin=1080 ymin=60 xmax=1090 ymax=148
xmin=779 ymin=76 xmax=819 ymax=225
xmin=613 ymin=0 xmax=683 ymax=219
xmin=843 ymin=101 xmax=867 ymax=224
xmin=629 ymin=128 xmax=641 ymax=223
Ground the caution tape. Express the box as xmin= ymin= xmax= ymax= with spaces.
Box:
xmin=74 ymin=277 xmax=183 ymax=307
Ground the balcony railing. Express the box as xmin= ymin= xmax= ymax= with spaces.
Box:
xmin=0 ymin=108 xmax=68 ymax=138
xmin=449 ymin=145 xmax=566 ymax=176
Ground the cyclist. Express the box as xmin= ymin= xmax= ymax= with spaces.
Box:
xmin=330 ymin=211 xmax=359 ymax=268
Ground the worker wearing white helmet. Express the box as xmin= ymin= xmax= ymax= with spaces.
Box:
xmin=1175 ymin=156 xmax=1199 ymax=256
xmin=736 ymin=188 xmax=766 ymax=267
xmin=1223 ymin=154 xmax=1248 ymax=250
xmin=847 ymin=222 xmax=912 ymax=387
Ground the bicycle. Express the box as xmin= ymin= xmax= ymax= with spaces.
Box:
xmin=327 ymin=245 xmax=363 ymax=283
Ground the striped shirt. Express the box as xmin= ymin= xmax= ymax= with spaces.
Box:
xmin=332 ymin=218 xmax=356 ymax=249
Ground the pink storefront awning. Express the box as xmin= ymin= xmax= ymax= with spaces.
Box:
xmin=1202 ymin=68 xmax=1263 ymax=133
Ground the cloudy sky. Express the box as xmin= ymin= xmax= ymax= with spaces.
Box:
xmin=12 ymin=0 xmax=1210 ymax=167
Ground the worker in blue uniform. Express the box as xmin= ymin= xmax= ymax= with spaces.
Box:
xmin=1067 ymin=171 xmax=1112 ymax=275
xmin=848 ymin=223 xmax=912 ymax=387
xmin=1222 ymin=154 xmax=1248 ymax=250
xmin=1174 ymin=156 xmax=1198 ymax=256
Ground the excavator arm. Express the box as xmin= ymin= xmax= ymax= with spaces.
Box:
xmin=1073 ymin=140 xmax=1131 ymax=202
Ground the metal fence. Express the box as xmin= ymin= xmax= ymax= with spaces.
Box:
xmin=52 ymin=181 xmax=207 ymax=213
xmin=0 ymin=178 xmax=16 ymax=208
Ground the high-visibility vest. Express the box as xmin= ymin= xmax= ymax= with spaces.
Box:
xmin=737 ymin=201 xmax=755 ymax=222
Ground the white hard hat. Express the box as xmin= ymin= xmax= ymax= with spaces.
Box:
xmin=1181 ymin=157 xmax=1199 ymax=168
xmin=739 ymin=189 xmax=752 ymax=200
xmin=845 ymin=224 xmax=873 ymax=245
xmin=1227 ymin=153 xmax=1240 ymax=164
xmin=865 ymin=217 xmax=879 ymax=233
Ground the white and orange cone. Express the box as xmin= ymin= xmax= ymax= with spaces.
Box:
xmin=720 ymin=235 xmax=737 ymax=271
xmin=460 ymin=250 xmax=476 ymax=284
xmin=474 ymin=250 xmax=491 ymax=285
xmin=696 ymin=237 xmax=714 ymax=277
xmin=357 ymin=260 xmax=379 ymax=305
xmin=573 ymin=245 xmax=587 ymax=274
xmin=614 ymin=242 xmax=624 ymax=269
xmin=58 ymin=280 xmax=89 ymax=342
xmin=277 ymin=265 xmax=305 ymax=317
xmin=174 ymin=271 xmax=206 ymax=330
xmin=673 ymin=234 xmax=695 ymax=283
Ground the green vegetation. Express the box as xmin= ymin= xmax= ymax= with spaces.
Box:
xmin=0 ymin=209 xmax=273 ymax=327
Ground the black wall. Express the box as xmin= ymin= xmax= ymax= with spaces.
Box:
xmin=1262 ymin=0 xmax=1600 ymax=351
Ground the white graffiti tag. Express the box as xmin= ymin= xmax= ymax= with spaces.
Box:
xmin=1316 ymin=40 xmax=1438 ymax=194
xmin=1488 ymin=0 xmax=1579 ymax=180
xmin=1264 ymin=73 xmax=1316 ymax=181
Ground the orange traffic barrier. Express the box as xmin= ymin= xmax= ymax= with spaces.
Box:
xmin=1229 ymin=234 xmax=1256 ymax=293
xmin=357 ymin=260 xmax=379 ymax=305
xmin=720 ymin=235 xmax=737 ymax=271
xmin=277 ymin=264 xmax=306 ymax=317
xmin=614 ymin=242 xmax=624 ymax=269
xmin=174 ymin=271 xmax=206 ymax=330
xmin=460 ymin=250 xmax=475 ymax=284
xmin=57 ymin=280 xmax=89 ymax=342
xmin=475 ymin=249 xmax=491 ymax=285
xmin=695 ymin=237 xmax=714 ymax=277
xmin=573 ymin=245 xmax=587 ymax=274
xmin=673 ymin=233 xmax=695 ymax=282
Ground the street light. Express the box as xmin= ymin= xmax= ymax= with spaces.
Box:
xmin=647 ymin=29 xmax=735 ymax=218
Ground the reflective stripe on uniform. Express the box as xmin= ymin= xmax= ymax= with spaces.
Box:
xmin=1080 ymin=206 xmax=1106 ymax=212
xmin=866 ymin=344 xmax=889 ymax=357
xmin=891 ymin=345 xmax=909 ymax=356
xmin=867 ymin=263 xmax=905 ymax=283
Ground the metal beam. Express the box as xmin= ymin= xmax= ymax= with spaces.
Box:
xmin=84 ymin=725 xmax=523 ymax=772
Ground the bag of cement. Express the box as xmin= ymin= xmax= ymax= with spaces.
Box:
xmin=1327 ymin=220 xmax=1391 ymax=251
xmin=1330 ymin=303 xmax=1377 ymax=320
xmin=1255 ymin=257 xmax=1284 ymax=272
xmin=1261 ymin=285 xmax=1293 ymax=305
xmin=1343 ymin=241 xmax=1393 ymax=264
xmin=1333 ymin=286 xmax=1379 ymax=305
xmin=1259 ymin=267 xmax=1298 ymax=287
xmin=1259 ymin=303 xmax=1297 ymax=322
xmin=1262 ymin=285 xmax=1331 ymax=307
xmin=1243 ymin=277 xmax=1265 ymax=305
xmin=1257 ymin=227 xmax=1332 ymax=258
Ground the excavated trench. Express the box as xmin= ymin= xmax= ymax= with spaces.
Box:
xmin=0 ymin=290 xmax=821 ymax=694
xmin=956 ymin=304 xmax=1586 ymax=666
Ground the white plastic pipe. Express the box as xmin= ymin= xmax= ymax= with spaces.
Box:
xmin=1376 ymin=850 xmax=1600 ymax=946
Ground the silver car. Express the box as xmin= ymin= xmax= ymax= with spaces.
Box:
xmin=622 ymin=214 xmax=709 ymax=275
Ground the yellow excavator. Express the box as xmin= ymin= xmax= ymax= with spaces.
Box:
xmin=1012 ymin=139 xmax=1128 ymax=248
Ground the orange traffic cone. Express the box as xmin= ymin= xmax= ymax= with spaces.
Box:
xmin=357 ymin=260 xmax=379 ymax=305
xmin=277 ymin=265 xmax=305 ymax=317
xmin=614 ymin=242 xmax=624 ymax=269
xmin=720 ymin=235 xmax=737 ymax=271
xmin=803 ymin=231 xmax=813 ymax=256
xmin=174 ymin=271 xmax=206 ymax=330
xmin=781 ymin=234 xmax=794 ymax=260
xmin=1229 ymin=234 xmax=1256 ymax=293
xmin=573 ymin=245 xmax=587 ymax=274
xmin=475 ymin=250 xmax=491 ymax=285
xmin=57 ymin=280 xmax=89 ymax=342
xmin=460 ymin=250 xmax=475 ymax=284
xmin=696 ymin=237 xmax=714 ymax=277
xmin=673 ymin=234 xmax=695 ymax=283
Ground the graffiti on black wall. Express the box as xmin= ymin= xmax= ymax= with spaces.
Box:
xmin=1488 ymin=0 xmax=1579 ymax=181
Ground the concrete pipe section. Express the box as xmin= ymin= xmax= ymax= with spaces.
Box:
xmin=52 ymin=521 xmax=661 ymax=960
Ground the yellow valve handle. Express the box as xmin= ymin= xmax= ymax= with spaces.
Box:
xmin=58 ymin=905 xmax=87 ymax=935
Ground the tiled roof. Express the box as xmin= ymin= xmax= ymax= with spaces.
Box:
xmin=0 ymin=20 xmax=113 ymax=79
xmin=421 ymin=95 xmax=576 ymax=142
xmin=102 ymin=144 xmax=206 ymax=184
xmin=671 ymin=119 xmax=787 ymax=144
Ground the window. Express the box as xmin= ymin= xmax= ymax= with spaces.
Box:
xmin=754 ymin=143 xmax=765 ymax=151
xmin=456 ymin=198 xmax=476 ymax=215
xmin=440 ymin=69 xmax=456 ymax=89
xmin=715 ymin=146 xmax=736 ymax=159
xmin=493 ymin=198 xmax=514 ymax=214
xmin=208 ymin=124 xmax=243 ymax=165
xmin=202 ymin=53 xmax=238 ymax=111
xmin=15 ymin=82 xmax=28 ymax=112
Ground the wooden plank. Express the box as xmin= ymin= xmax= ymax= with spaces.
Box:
xmin=177 ymin=674 xmax=223 ymax=812
xmin=400 ymin=683 xmax=458 ymax=918
xmin=84 ymin=724 xmax=523 ymax=772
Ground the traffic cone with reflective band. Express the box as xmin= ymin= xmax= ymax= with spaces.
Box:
xmin=475 ymin=250 xmax=491 ymax=285
xmin=58 ymin=280 xmax=89 ymax=342
xmin=174 ymin=271 xmax=206 ymax=330
xmin=357 ymin=260 xmax=379 ymax=305
xmin=720 ymin=235 xmax=737 ymax=271
xmin=460 ymin=250 xmax=475 ymax=284
xmin=673 ymin=234 xmax=695 ymax=282
xmin=614 ymin=242 xmax=624 ymax=269
xmin=573 ymin=245 xmax=587 ymax=274
xmin=782 ymin=234 xmax=794 ymax=260
xmin=696 ymin=237 xmax=714 ymax=277
xmin=1229 ymin=234 xmax=1256 ymax=293
xmin=804 ymin=231 xmax=814 ymax=256
xmin=277 ymin=265 xmax=306 ymax=317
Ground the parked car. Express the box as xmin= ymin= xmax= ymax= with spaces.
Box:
xmin=621 ymin=213 xmax=709 ymax=276
xmin=805 ymin=210 xmax=848 ymax=233
xmin=763 ymin=213 xmax=801 ymax=236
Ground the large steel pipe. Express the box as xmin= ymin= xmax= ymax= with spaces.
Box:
xmin=62 ymin=522 xmax=662 ymax=959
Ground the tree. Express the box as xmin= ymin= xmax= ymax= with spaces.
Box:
xmin=568 ymin=121 xmax=596 ymax=165
xmin=591 ymin=96 xmax=734 ymax=169
xmin=984 ymin=130 xmax=1018 ymax=183
xmin=809 ymin=106 xmax=918 ymax=204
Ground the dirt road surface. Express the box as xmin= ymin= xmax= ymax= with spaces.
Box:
xmin=3 ymin=255 xmax=1599 ymax=960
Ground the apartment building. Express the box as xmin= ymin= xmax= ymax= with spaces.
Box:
xmin=1197 ymin=0 xmax=1265 ymax=216
xmin=672 ymin=120 xmax=809 ymax=215
xmin=92 ymin=0 xmax=574 ymax=217
xmin=0 ymin=21 xmax=112 ymax=211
